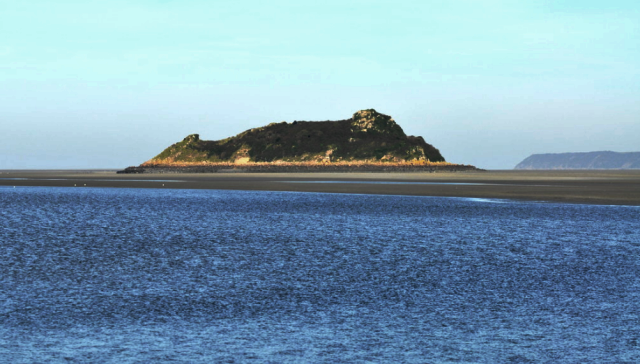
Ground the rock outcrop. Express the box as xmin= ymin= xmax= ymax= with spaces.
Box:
xmin=144 ymin=109 xmax=445 ymax=165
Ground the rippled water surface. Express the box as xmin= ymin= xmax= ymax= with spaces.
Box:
xmin=1 ymin=187 xmax=639 ymax=363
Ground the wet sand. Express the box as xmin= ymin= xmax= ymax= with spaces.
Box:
xmin=1 ymin=169 xmax=639 ymax=206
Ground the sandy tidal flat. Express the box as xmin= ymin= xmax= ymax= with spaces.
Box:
xmin=1 ymin=169 xmax=640 ymax=206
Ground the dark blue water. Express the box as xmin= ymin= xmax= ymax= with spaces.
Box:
xmin=1 ymin=187 xmax=639 ymax=363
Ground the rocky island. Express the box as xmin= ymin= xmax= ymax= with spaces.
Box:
xmin=120 ymin=109 xmax=478 ymax=173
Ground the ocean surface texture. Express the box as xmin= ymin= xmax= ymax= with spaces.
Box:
xmin=1 ymin=187 xmax=639 ymax=363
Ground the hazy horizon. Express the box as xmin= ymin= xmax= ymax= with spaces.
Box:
xmin=2 ymin=1 xmax=639 ymax=170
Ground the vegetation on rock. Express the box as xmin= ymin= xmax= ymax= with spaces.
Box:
xmin=144 ymin=109 xmax=445 ymax=166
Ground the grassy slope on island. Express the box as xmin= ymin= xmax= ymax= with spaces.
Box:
xmin=144 ymin=109 xmax=445 ymax=166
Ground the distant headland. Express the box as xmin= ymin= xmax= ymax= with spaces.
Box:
xmin=515 ymin=151 xmax=640 ymax=170
xmin=120 ymin=109 xmax=479 ymax=173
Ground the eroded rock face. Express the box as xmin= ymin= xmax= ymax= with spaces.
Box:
xmin=183 ymin=134 xmax=200 ymax=144
xmin=351 ymin=109 xmax=405 ymax=137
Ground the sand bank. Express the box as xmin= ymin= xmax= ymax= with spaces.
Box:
xmin=1 ymin=169 xmax=639 ymax=206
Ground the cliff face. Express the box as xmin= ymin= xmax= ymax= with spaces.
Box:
xmin=145 ymin=109 xmax=445 ymax=165
xmin=515 ymin=151 xmax=640 ymax=170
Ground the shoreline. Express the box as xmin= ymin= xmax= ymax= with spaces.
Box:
xmin=121 ymin=163 xmax=480 ymax=174
xmin=1 ymin=169 xmax=640 ymax=206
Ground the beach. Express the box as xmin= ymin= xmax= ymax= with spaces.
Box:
xmin=1 ymin=169 xmax=639 ymax=206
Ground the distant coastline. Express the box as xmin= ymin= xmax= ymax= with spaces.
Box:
xmin=515 ymin=151 xmax=640 ymax=170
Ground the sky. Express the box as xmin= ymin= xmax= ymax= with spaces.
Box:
xmin=1 ymin=0 xmax=638 ymax=170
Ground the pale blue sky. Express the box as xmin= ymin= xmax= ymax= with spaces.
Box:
xmin=1 ymin=0 xmax=638 ymax=169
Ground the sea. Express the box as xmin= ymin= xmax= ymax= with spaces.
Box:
xmin=1 ymin=186 xmax=639 ymax=363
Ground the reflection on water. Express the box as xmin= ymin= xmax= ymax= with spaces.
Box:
xmin=282 ymin=180 xmax=493 ymax=185
xmin=0 ymin=178 xmax=184 ymax=182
